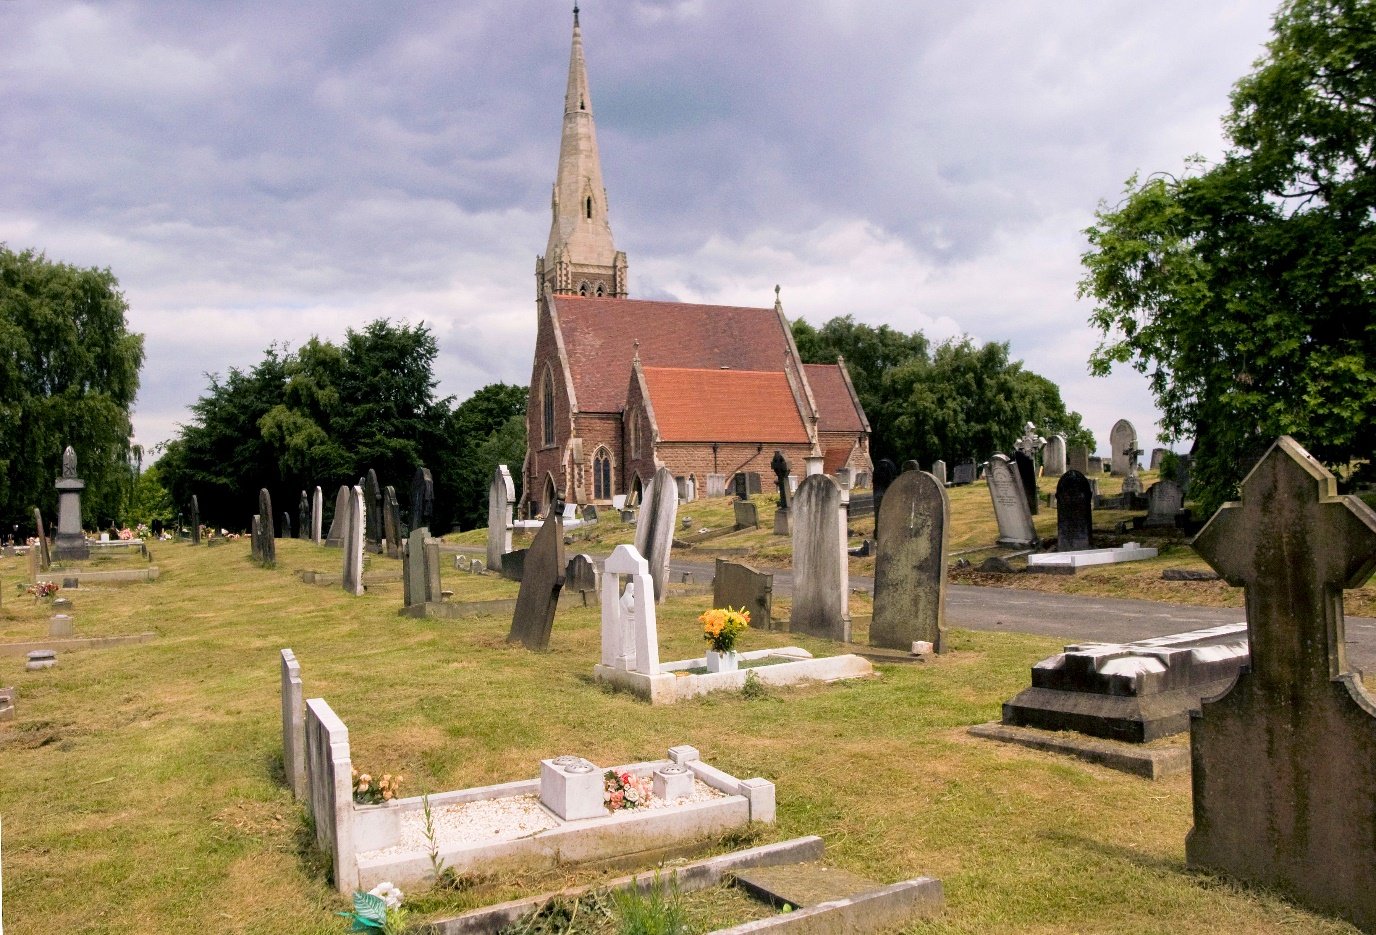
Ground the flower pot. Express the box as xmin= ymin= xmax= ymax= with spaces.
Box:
xmin=705 ymin=649 xmax=739 ymax=673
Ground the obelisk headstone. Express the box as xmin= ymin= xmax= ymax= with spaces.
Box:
xmin=871 ymin=470 xmax=948 ymax=652
xmin=410 ymin=466 xmax=434 ymax=533
xmin=325 ymin=485 xmax=349 ymax=547
xmin=257 ymin=489 xmax=276 ymax=564
xmin=363 ymin=469 xmax=382 ymax=553
xmin=53 ymin=446 xmax=89 ymax=561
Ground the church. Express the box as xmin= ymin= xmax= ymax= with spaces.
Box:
xmin=522 ymin=8 xmax=871 ymax=515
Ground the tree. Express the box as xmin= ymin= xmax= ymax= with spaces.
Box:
xmin=1080 ymin=0 xmax=1376 ymax=512
xmin=0 ymin=245 xmax=144 ymax=533
xmin=442 ymin=384 xmax=527 ymax=530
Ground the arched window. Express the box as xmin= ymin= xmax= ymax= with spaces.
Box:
xmin=593 ymin=447 xmax=613 ymax=500
xmin=578 ymin=281 xmax=589 ymax=296
xmin=541 ymin=368 xmax=555 ymax=447
xmin=595 ymin=283 xmax=605 ymax=297
xmin=585 ymin=195 xmax=593 ymax=219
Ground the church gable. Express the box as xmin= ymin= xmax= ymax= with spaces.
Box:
xmin=803 ymin=362 xmax=869 ymax=434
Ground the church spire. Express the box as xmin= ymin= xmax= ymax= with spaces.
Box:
xmin=537 ymin=5 xmax=628 ymax=299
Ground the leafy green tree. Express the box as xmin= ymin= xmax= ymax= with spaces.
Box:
xmin=442 ymin=384 xmax=527 ymax=530
xmin=0 ymin=245 xmax=144 ymax=532
xmin=1080 ymin=0 xmax=1376 ymax=511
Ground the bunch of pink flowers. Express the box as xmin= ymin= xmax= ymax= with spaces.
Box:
xmin=603 ymin=769 xmax=654 ymax=810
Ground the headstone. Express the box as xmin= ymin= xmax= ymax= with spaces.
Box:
xmin=1149 ymin=447 xmax=1167 ymax=471
xmin=1145 ymin=480 xmax=1184 ymax=526
xmin=32 ymin=508 xmax=51 ymax=570
xmin=771 ymin=451 xmax=791 ymax=509
xmin=26 ymin=649 xmax=56 ymax=671
xmin=1087 ymin=455 xmax=1104 ymax=475
xmin=790 ymin=474 xmax=849 ymax=642
xmin=733 ymin=500 xmax=759 ymax=529
xmin=951 ymin=461 xmax=976 ymax=486
xmin=258 ymin=489 xmax=276 ymax=563
xmin=424 ymin=538 xmax=441 ymax=602
xmin=1187 ymin=437 xmax=1376 ymax=930
xmin=363 ymin=469 xmax=382 ymax=553
xmin=383 ymin=486 xmax=402 ymax=558
xmin=402 ymin=528 xmax=430 ymax=607
xmin=599 ymin=544 xmax=660 ymax=674
xmin=1109 ymin=420 xmax=1137 ymax=476
xmin=1066 ymin=444 xmax=1090 ymax=476
xmin=341 ymin=486 xmax=365 ymax=596
xmin=1122 ymin=474 xmax=1143 ymax=497
xmin=325 ymin=485 xmax=349 ymax=547
xmin=986 ymin=455 xmax=1037 ymax=547
xmin=1043 ymin=435 xmax=1067 ymax=477
xmin=507 ymin=512 xmax=566 ymax=651
xmin=189 ymin=495 xmax=201 ymax=546
xmin=633 ymin=467 xmax=678 ymax=603
xmin=930 ymin=460 xmax=947 ymax=486
xmin=1012 ymin=451 xmax=1039 ymax=516
xmin=872 ymin=458 xmax=899 ymax=521
xmin=250 ymin=515 xmax=264 ymax=562
xmin=1055 ymin=470 xmax=1093 ymax=552
xmin=54 ymin=445 xmax=89 ymax=561
xmin=281 ymin=511 xmax=292 ymax=540
xmin=902 ymin=459 xmax=919 ymax=473
xmin=713 ymin=559 xmax=773 ymax=631
xmin=311 ymin=486 xmax=323 ymax=544
xmin=566 ymin=553 xmax=599 ymax=594
xmin=1174 ymin=453 xmax=1193 ymax=496
xmin=410 ymin=466 xmax=434 ymax=532
xmin=1013 ymin=422 xmax=1045 ymax=463
xmin=298 ymin=491 xmax=310 ymax=540
xmin=280 ymin=648 xmax=305 ymax=799
xmin=706 ymin=474 xmax=726 ymax=498
xmin=48 ymin=614 xmax=74 ymax=638
xmin=487 ymin=465 xmax=515 ymax=572
xmin=500 ymin=548 xmax=527 ymax=582
xmin=582 ymin=504 xmax=598 ymax=523
xmin=871 ymin=470 xmax=948 ymax=652
xmin=0 ymin=686 xmax=14 ymax=722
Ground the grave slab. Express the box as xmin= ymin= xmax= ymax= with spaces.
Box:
xmin=1027 ymin=543 xmax=1157 ymax=568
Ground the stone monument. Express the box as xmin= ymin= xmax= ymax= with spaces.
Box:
xmin=189 ymin=494 xmax=201 ymax=545
xmin=341 ymin=486 xmax=365 ymax=596
xmin=507 ymin=512 xmax=566 ymax=651
xmin=298 ymin=491 xmax=310 ymax=540
xmin=54 ymin=446 xmax=89 ymax=560
xmin=1043 ymin=435 xmax=1067 ymax=477
xmin=1012 ymin=450 xmax=1039 ymax=516
xmin=311 ymin=486 xmax=323 ymax=544
xmin=871 ymin=470 xmax=948 ymax=652
xmin=713 ymin=559 xmax=773 ymax=631
xmin=487 ymin=465 xmax=515 ymax=572
xmin=410 ymin=465 xmax=434 ymax=533
xmin=1109 ymin=420 xmax=1137 ymax=476
xmin=633 ymin=467 xmax=678 ymax=603
xmin=1055 ymin=470 xmax=1093 ymax=552
xmin=363 ymin=469 xmax=382 ymax=553
xmin=986 ymin=455 xmax=1036 ymax=547
xmin=325 ymin=485 xmax=349 ymax=547
xmin=790 ymin=474 xmax=849 ymax=642
xmin=257 ymin=488 xmax=276 ymax=565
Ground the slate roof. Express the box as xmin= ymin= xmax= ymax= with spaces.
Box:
xmin=552 ymin=295 xmax=795 ymax=413
xmin=803 ymin=363 xmax=867 ymax=434
xmin=641 ymin=367 xmax=810 ymax=443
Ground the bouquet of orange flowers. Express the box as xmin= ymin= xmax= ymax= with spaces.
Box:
xmin=699 ymin=606 xmax=750 ymax=653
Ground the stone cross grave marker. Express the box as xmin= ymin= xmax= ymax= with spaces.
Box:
xmin=599 ymin=544 xmax=659 ymax=675
xmin=383 ymin=486 xmax=402 ymax=558
xmin=871 ymin=469 xmax=948 ymax=652
xmin=986 ymin=455 xmax=1036 ymax=547
xmin=790 ymin=473 xmax=849 ymax=642
xmin=1055 ymin=470 xmax=1093 ymax=551
xmin=410 ymin=465 xmax=434 ymax=533
xmin=257 ymin=489 xmax=276 ymax=564
xmin=633 ymin=466 xmax=679 ymax=604
xmin=507 ymin=511 xmax=566 ymax=651
xmin=1109 ymin=419 xmax=1137 ymax=476
xmin=189 ymin=495 xmax=201 ymax=545
xmin=363 ymin=469 xmax=382 ymax=553
xmin=1043 ymin=435 xmax=1067 ymax=477
xmin=1012 ymin=450 xmax=1039 ymax=516
xmin=312 ymin=486 xmax=323 ymax=544
xmin=325 ymin=485 xmax=349 ymax=547
xmin=1187 ymin=436 xmax=1376 ymax=931
xmin=341 ymin=486 xmax=365 ymax=596
xmin=1013 ymin=422 xmax=1045 ymax=462
xmin=771 ymin=450 xmax=791 ymax=509
xmin=713 ymin=559 xmax=773 ymax=631
xmin=487 ymin=465 xmax=515 ymax=572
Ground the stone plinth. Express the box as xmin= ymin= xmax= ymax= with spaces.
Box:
xmin=54 ymin=477 xmax=89 ymax=560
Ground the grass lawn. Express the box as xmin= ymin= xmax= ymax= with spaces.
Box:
xmin=0 ymin=537 xmax=1367 ymax=933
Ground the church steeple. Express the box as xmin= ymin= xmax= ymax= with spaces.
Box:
xmin=537 ymin=5 xmax=628 ymax=299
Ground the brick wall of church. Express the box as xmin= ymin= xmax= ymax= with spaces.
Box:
xmin=651 ymin=441 xmax=815 ymax=490
xmin=572 ymin=411 xmax=624 ymax=502
xmin=524 ymin=304 xmax=575 ymax=514
xmin=819 ymin=432 xmax=874 ymax=475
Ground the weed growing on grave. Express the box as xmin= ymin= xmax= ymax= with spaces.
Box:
xmin=501 ymin=891 xmax=614 ymax=934
xmin=611 ymin=874 xmax=687 ymax=935
xmin=420 ymin=793 xmax=459 ymax=889
xmin=740 ymin=670 xmax=768 ymax=700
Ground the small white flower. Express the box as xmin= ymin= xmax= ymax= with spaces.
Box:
xmin=369 ymin=881 xmax=403 ymax=908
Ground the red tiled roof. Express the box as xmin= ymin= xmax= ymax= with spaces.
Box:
xmin=552 ymin=295 xmax=795 ymax=413
xmin=804 ymin=363 xmax=867 ymax=434
xmin=641 ymin=367 xmax=809 ymax=443
xmin=823 ymin=446 xmax=851 ymax=474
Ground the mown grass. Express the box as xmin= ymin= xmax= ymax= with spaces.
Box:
xmin=0 ymin=539 xmax=1365 ymax=933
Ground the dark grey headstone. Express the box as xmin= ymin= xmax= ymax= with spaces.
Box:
xmin=771 ymin=450 xmax=791 ymax=509
xmin=566 ymin=553 xmax=599 ymax=593
xmin=499 ymin=548 xmax=527 ymax=582
xmin=325 ymin=485 xmax=349 ymax=547
xmin=1066 ymin=445 xmax=1090 ymax=476
xmin=790 ymin=474 xmax=849 ymax=642
xmin=872 ymin=458 xmax=900 ymax=521
xmin=1055 ymin=471 xmax=1093 ymax=552
xmin=383 ymin=486 xmax=402 ymax=558
xmin=1012 ymin=450 xmax=1039 ymax=516
xmin=871 ymin=470 xmax=948 ymax=651
xmin=402 ymin=528 xmax=428 ymax=607
xmin=733 ymin=500 xmax=759 ymax=530
xmin=298 ymin=491 xmax=310 ymax=540
xmin=410 ymin=465 xmax=434 ymax=532
xmin=33 ymin=508 xmax=51 ymax=570
xmin=363 ymin=469 xmax=382 ymax=552
xmin=257 ymin=489 xmax=276 ymax=564
xmin=281 ymin=511 xmax=292 ymax=540
xmin=1145 ymin=480 xmax=1184 ymax=526
xmin=581 ymin=504 xmax=598 ymax=522
xmin=1187 ymin=436 xmax=1376 ymax=930
xmin=951 ymin=461 xmax=976 ymax=486
xmin=507 ymin=512 xmax=566 ymax=651
xmin=713 ymin=559 xmax=773 ymax=631
xmin=189 ymin=495 xmax=200 ymax=546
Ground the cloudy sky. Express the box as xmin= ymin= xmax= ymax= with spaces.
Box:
xmin=2 ymin=0 xmax=1279 ymax=457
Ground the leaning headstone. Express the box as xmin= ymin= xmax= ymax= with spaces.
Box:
xmin=872 ymin=458 xmax=900 ymax=522
xmin=1012 ymin=451 xmax=1039 ymax=516
xmin=54 ymin=445 xmax=89 ymax=561
xmin=257 ymin=489 xmax=276 ymax=564
xmin=325 ymin=485 xmax=349 ymax=547
xmin=706 ymin=474 xmax=726 ymax=498
xmin=341 ymin=486 xmax=365 ymax=596
xmin=363 ymin=469 xmax=382 ymax=553
xmin=189 ymin=495 xmax=201 ymax=546
xmin=633 ymin=467 xmax=679 ymax=603
xmin=311 ymin=486 xmax=323 ymax=544
xmin=598 ymin=544 xmax=659 ymax=675
xmin=1056 ymin=471 xmax=1093 ymax=552
xmin=298 ymin=491 xmax=310 ymax=540
xmin=1187 ymin=436 xmax=1376 ymax=930
xmin=280 ymin=648 xmax=305 ymax=799
xmin=507 ymin=512 xmax=566 ymax=651
xmin=930 ymin=459 xmax=947 ymax=486
xmin=1145 ymin=480 xmax=1184 ymax=527
xmin=951 ymin=461 xmax=976 ymax=486
xmin=986 ymin=455 xmax=1037 ymax=547
xmin=1043 ymin=435 xmax=1067 ymax=477
xmin=383 ymin=486 xmax=402 ymax=558
xmin=733 ymin=500 xmax=759 ymax=530
xmin=1109 ymin=420 xmax=1137 ymax=476
xmin=566 ymin=553 xmax=599 ymax=594
xmin=713 ymin=559 xmax=773 ymax=631
xmin=1066 ymin=444 xmax=1090 ymax=476
xmin=410 ymin=465 xmax=434 ymax=533
xmin=32 ymin=508 xmax=51 ymax=570
xmin=871 ymin=470 xmax=948 ymax=652
xmin=790 ymin=474 xmax=849 ymax=642
xmin=487 ymin=465 xmax=515 ymax=572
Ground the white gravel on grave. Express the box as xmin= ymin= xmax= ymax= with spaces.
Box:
xmin=364 ymin=779 xmax=729 ymax=858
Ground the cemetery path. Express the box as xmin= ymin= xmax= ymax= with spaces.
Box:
xmin=666 ymin=557 xmax=1376 ymax=671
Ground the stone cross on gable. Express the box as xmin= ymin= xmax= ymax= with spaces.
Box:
xmin=1187 ymin=436 xmax=1376 ymax=930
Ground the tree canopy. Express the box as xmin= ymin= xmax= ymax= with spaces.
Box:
xmin=792 ymin=315 xmax=1093 ymax=465
xmin=158 ymin=320 xmax=523 ymax=533
xmin=0 ymin=245 xmax=145 ymax=534
xmin=1080 ymin=0 xmax=1375 ymax=512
